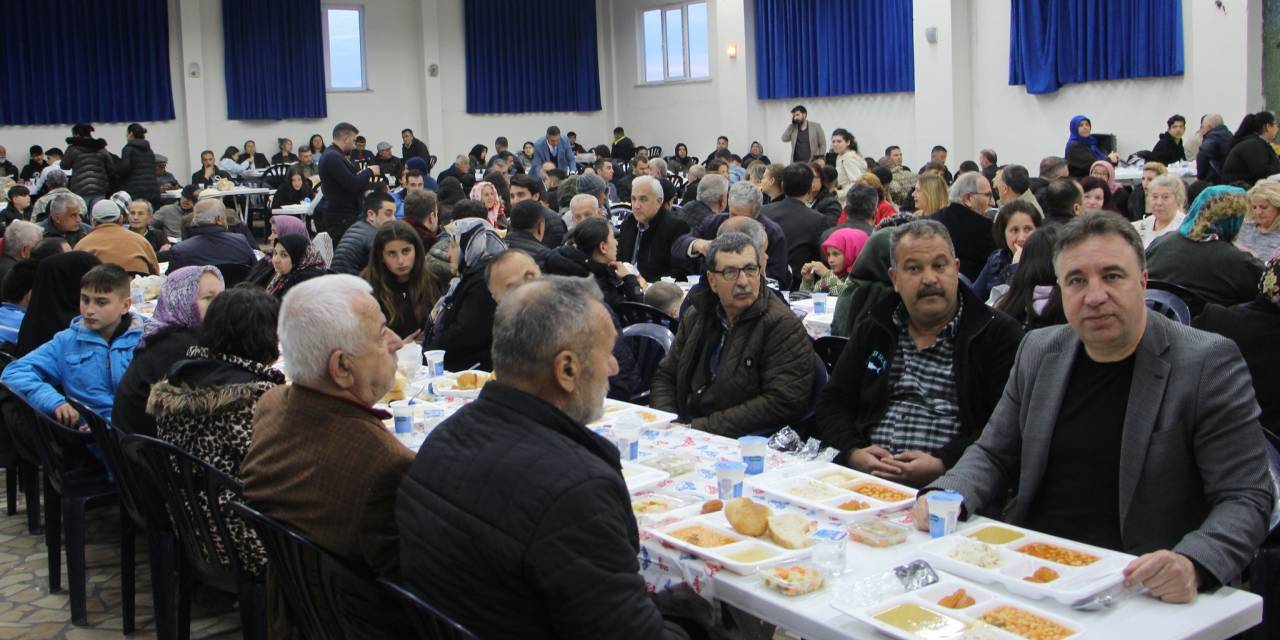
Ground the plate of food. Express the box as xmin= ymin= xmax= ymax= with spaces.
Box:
xmin=918 ymin=524 xmax=1133 ymax=605
xmin=593 ymin=402 xmax=678 ymax=430
xmin=621 ymin=461 xmax=669 ymax=494
xmin=837 ymin=576 xmax=1083 ymax=640
xmin=745 ymin=462 xmax=917 ymax=522
xmin=630 ymin=491 xmax=705 ymax=527
xmin=647 ymin=497 xmax=817 ymax=574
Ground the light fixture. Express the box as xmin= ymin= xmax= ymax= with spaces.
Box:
xmin=726 ymin=43 xmax=738 ymax=59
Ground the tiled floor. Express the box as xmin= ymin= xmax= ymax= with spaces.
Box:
xmin=0 ymin=469 xmax=243 ymax=639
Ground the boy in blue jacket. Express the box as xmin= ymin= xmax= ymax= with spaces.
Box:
xmin=2 ymin=264 xmax=142 ymax=427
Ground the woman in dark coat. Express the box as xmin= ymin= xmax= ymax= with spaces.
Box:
xmin=61 ymin=123 xmax=114 ymax=199
xmin=1222 ymin=111 xmax=1280 ymax=186
xmin=1064 ymin=114 xmax=1120 ymax=178
xmin=14 ymin=251 xmax=101 ymax=356
xmin=269 ymin=170 xmax=313 ymax=208
xmin=1149 ymin=114 xmax=1188 ymax=165
xmin=265 ymin=234 xmax=328 ymax=299
xmin=112 ymin=265 xmax=224 ymax=436
xmin=541 ymin=218 xmax=643 ymax=312
xmin=237 ymin=140 xmax=270 ymax=169
xmin=1193 ymin=247 xmax=1280 ymax=436
xmin=118 ymin=123 xmax=161 ymax=205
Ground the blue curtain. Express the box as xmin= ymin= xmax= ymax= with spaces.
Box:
xmin=0 ymin=0 xmax=175 ymax=125
xmin=754 ymin=0 xmax=914 ymax=99
xmin=1009 ymin=0 xmax=1185 ymax=95
xmin=464 ymin=0 xmax=602 ymax=113
xmin=223 ymin=0 xmax=327 ymax=120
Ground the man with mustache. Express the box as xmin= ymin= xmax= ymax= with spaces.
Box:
xmin=914 ymin=212 xmax=1273 ymax=605
xmin=651 ymin=231 xmax=814 ymax=437
xmin=815 ymin=220 xmax=1023 ymax=486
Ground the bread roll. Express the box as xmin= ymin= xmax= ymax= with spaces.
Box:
xmin=725 ymin=498 xmax=771 ymax=537
xmin=767 ymin=514 xmax=813 ymax=549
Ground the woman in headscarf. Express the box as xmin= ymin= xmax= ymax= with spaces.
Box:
xmin=266 ymin=234 xmax=328 ymax=299
xmin=15 ymin=251 xmax=101 ymax=356
xmin=667 ymin=143 xmax=694 ymax=174
xmin=246 ymin=216 xmax=307 ymax=287
xmin=1065 ymin=115 xmax=1120 ymax=178
xmin=469 ymin=180 xmax=505 ymax=227
xmin=1194 ymin=246 xmax=1280 ymax=435
xmin=831 ymin=228 xmax=894 ymax=337
xmin=112 ymin=266 xmax=224 ymax=436
xmin=1146 ymin=185 xmax=1265 ymax=307
xmin=428 ymin=211 xmax=508 ymax=372
xmin=800 ymin=228 xmax=869 ymax=296
xmin=742 ymin=141 xmax=770 ymax=167
xmin=1088 ymin=160 xmax=1131 ymax=215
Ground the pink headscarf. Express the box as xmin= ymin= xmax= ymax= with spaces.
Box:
xmin=1089 ymin=160 xmax=1122 ymax=194
xmin=469 ymin=181 xmax=505 ymax=226
xmin=820 ymin=228 xmax=869 ymax=278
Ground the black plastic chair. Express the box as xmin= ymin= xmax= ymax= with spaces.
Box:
xmin=813 ymin=335 xmax=849 ymax=373
xmin=261 ymin=163 xmax=291 ymax=190
xmin=2 ymin=384 xmax=117 ymax=626
xmin=1145 ymin=289 xmax=1192 ymax=325
xmin=120 ymin=434 xmax=266 ymax=640
xmin=0 ymin=385 xmax=44 ymax=534
xmin=379 ymin=578 xmax=479 ymax=639
xmin=213 ymin=263 xmax=252 ymax=287
xmin=428 ymin=155 xmax=438 ymax=172
xmin=621 ymin=323 xmax=675 ymax=405
xmin=647 ymin=146 xmax=663 ymax=159
xmin=229 ymin=501 xmax=423 ymax=640
xmin=789 ymin=352 xmax=829 ymax=439
xmin=78 ymin=402 xmax=181 ymax=639
xmin=0 ymin=348 xmax=30 ymax=520
xmin=615 ymin=301 xmax=677 ymax=331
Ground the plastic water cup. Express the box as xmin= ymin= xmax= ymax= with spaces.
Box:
xmin=811 ymin=529 xmax=849 ymax=576
xmin=687 ymin=275 xmax=701 ymax=286
xmin=614 ymin=425 xmax=642 ymax=461
xmin=926 ymin=490 xmax=964 ymax=538
xmin=812 ymin=291 xmax=829 ymax=314
xmin=397 ymin=343 xmax=423 ymax=377
xmin=715 ymin=461 xmax=747 ymax=499
xmin=425 ymin=350 xmax=446 ymax=377
xmin=738 ymin=436 xmax=768 ymax=475
xmin=390 ymin=401 xmax=414 ymax=434
xmin=131 ymin=286 xmax=145 ymax=305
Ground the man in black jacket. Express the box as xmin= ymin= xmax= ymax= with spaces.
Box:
xmin=371 ymin=142 xmax=403 ymax=179
xmin=1196 ymin=113 xmax=1233 ymax=184
xmin=926 ymin=172 xmax=995 ymax=282
xmin=400 ymin=128 xmax=430 ymax=165
xmin=676 ymin=173 xmax=726 ymax=230
xmin=318 ymin=122 xmax=379 ymax=243
xmin=504 ymin=200 xmax=550 ymax=262
xmin=617 ymin=175 xmax=690 ymax=281
xmin=672 ymin=181 xmax=790 ymax=288
xmin=611 ymin=126 xmax=637 ymax=163
xmin=816 ymin=220 xmax=1022 ymax=487
xmin=761 ymin=163 xmax=831 ymax=289
xmin=399 ymin=276 xmax=699 ymax=639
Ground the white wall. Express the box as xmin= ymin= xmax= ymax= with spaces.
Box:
xmin=0 ymin=0 xmax=1265 ymax=183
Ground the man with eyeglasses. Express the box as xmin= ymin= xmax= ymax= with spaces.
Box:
xmin=651 ymin=231 xmax=815 ymax=438
xmin=815 ymin=220 xmax=1022 ymax=487
xmin=925 ymin=171 xmax=996 ymax=282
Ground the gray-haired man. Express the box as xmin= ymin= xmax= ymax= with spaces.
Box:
xmin=672 ymin=181 xmax=790 ymax=288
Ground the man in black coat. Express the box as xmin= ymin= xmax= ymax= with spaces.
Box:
xmin=1196 ymin=113 xmax=1233 ymax=184
xmin=318 ymin=122 xmax=379 ymax=243
xmin=610 ymin=126 xmax=636 ymax=164
xmin=400 ymin=128 xmax=430 ymax=165
xmin=925 ymin=172 xmax=995 ymax=282
xmin=815 ymin=219 xmax=1022 ymax=487
xmin=398 ymin=276 xmax=700 ymax=639
xmin=760 ymin=163 xmax=831 ymax=290
xmin=617 ymin=175 xmax=690 ymax=281
xmin=371 ymin=142 xmax=403 ymax=179
xmin=675 ymin=173 xmax=726 ymax=230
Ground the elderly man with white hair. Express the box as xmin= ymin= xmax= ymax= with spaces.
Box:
xmin=242 ymin=274 xmax=412 ymax=638
xmin=617 ymin=174 xmax=690 ymax=281
xmin=0 ymin=220 xmax=42 ymax=284
xmin=399 ymin=275 xmax=708 ymax=638
xmin=672 ymin=181 xmax=791 ymax=288
xmin=564 ymin=193 xmax=602 ymax=232
xmin=677 ymin=173 xmax=727 ymax=229
xmin=165 ymin=198 xmax=256 ymax=274
xmin=38 ymin=193 xmax=92 ymax=247
xmin=926 ymin=171 xmax=995 ymax=282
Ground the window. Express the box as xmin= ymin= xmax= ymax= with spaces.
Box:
xmin=641 ymin=2 xmax=709 ymax=83
xmin=322 ymin=6 xmax=366 ymax=91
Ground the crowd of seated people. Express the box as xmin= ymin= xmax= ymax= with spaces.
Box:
xmin=2 ymin=106 xmax=1280 ymax=635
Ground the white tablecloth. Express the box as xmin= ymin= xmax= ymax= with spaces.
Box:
xmin=271 ymin=204 xmax=313 ymax=217
xmin=163 ymin=186 xmax=273 ymax=200
xmin=790 ymin=298 xmax=835 ymax=339
xmin=1115 ymin=162 xmax=1196 ymax=183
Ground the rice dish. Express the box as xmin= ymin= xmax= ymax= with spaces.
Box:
xmin=946 ymin=538 xmax=1005 ymax=569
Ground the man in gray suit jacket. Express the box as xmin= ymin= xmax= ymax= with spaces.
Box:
xmin=915 ymin=212 xmax=1274 ymax=604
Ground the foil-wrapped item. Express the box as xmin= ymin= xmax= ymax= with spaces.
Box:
xmin=894 ymin=559 xmax=940 ymax=591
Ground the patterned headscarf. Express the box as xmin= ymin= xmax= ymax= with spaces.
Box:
xmin=270 ymin=215 xmax=307 ymax=240
xmin=1261 ymin=246 xmax=1280 ymax=308
xmin=139 ymin=266 xmax=224 ymax=350
xmin=1179 ymin=185 xmax=1248 ymax=242
xmin=268 ymin=235 xmax=326 ymax=295
xmin=449 ymin=217 xmax=506 ymax=274
xmin=469 ymin=181 xmax=505 ymax=226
